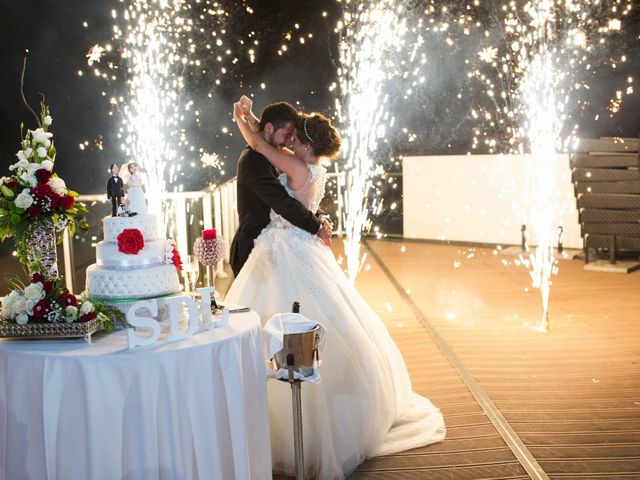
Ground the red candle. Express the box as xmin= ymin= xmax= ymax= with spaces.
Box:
xmin=202 ymin=229 xmax=217 ymax=240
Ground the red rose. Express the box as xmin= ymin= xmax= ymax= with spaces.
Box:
xmin=59 ymin=292 xmax=78 ymax=307
xmin=4 ymin=179 xmax=17 ymax=189
xmin=117 ymin=228 xmax=145 ymax=254
xmin=43 ymin=280 xmax=55 ymax=295
xmin=78 ymin=311 xmax=97 ymax=323
xmin=202 ymin=229 xmax=217 ymax=240
xmin=172 ymin=246 xmax=183 ymax=271
xmin=60 ymin=292 xmax=78 ymax=307
xmin=33 ymin=299 xmax=50 ymax=319
xmin=31 ymin=183 xmax=53 ymax=201
xmin=32 ymin=273 xmax=45 ymax=284
xmin=49 ymin=193 xmax=61 ymax=209
xmin=60 ymin=195 xmax=75 ymax=210
xmin=35 ymin=169 xmax=52 ymax=184
xmin=27 ymin=206 xmax=41 ymax=217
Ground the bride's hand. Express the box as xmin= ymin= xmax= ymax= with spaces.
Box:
xmin=238 ymin=95 xmax=253 ymax=116
xmin=233 ymin=102 xmax=244 ymax=122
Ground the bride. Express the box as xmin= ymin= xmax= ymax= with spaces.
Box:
xmin=225 ymin=98 xmax=445 ymax=479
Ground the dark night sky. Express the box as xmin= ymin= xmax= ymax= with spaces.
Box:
xmin=1 ymin=0 xmax=639 ymax=196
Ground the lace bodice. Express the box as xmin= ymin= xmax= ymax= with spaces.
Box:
xmin=269 ymin=163 xmax=326 ymax=228
xmin=129 ymin=174 xmax=143 ymax=188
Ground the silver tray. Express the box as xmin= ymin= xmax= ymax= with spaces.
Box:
xmin=0 ymin=317 xmax=101 ymax=343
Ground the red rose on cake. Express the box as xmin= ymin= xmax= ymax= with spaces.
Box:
xmin=172 ymin=246 xmax=183 ymax=271
xmin=117 ymin=228 xmax=145 ymax=255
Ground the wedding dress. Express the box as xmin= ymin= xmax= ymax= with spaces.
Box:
xmin=126 ymin=173 xmax=147 ymax=214
xmin=225 ymin=163 xmax=445 ymax=479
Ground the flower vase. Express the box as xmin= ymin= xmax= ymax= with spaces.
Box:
xmin=26 ymin=217 xmax=59 ymax=278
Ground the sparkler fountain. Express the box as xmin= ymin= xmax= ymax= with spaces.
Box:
xmin=115 ymin=0 xmax=186 ymax=222
xmin=91 ymin=0 xmax=237 ymax=228
xmin=336 ymin=1 xmax=408 ymax=282
xmin=514 ymin=2 xmax=570 ymax=331
xmin=468 ymin=0 xmax=636 ymax=331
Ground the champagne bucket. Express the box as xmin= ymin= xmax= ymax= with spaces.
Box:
xmin=273 ymin=325 xmax=321 ymax=377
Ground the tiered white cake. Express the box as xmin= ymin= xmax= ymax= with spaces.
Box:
xmin=86 ymin=214 xmax=181 ymax=301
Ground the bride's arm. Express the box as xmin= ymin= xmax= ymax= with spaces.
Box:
xmin=233 ymin=102 xmax=308 ymax=180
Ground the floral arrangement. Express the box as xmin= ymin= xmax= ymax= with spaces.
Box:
xmin=0 ymin=102 xmax=88 ymax=269
xmin=1 ymin=274 xmax=125 ymax=331
xmin=165 ymin=239 xmax=183 ymax=271
xmin=193 ymin=229 xmax=226 ymax=266
xmin=0 ymin=87 xmax=120 ymax=333
xmin=117 ymin=228 xmax=145 ymax=255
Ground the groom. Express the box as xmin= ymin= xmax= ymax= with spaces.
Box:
xmin=230 ymin=101 xmax=331 ymax=277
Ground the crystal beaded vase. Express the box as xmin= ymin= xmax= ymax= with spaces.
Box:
xmin=25 ymin=217 xmax=59 ymax=278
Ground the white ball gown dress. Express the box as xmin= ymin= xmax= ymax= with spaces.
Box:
xmin=126 ymin=173 xmax=147 ymax=214
xmin=225 ymin=163 xmax=446 ymax=479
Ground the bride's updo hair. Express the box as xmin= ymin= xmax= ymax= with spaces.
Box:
xmin=296 ymin=113 xmax=342 ymax=159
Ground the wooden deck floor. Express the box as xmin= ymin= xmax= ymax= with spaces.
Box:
xmin=222 ymin=239 xmax=640 ymax=479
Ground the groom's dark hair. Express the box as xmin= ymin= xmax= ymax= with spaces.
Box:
xmin=258 ymin=102 xmax=299 ymax=132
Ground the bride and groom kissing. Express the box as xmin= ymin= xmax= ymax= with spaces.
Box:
xmin=226 ymin=97 xmax=446 ymax=479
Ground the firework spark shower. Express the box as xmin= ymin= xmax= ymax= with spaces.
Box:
xmin=467 ymin=0 xmax=636 ymax=330
xmin=336 ymin=1 xmax=409 ymax=282
xmin=115 ymin=0 xmax=185 ymax=219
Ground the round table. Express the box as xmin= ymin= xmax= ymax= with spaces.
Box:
xmin=0 ymin=310 xmax=271 ymax=480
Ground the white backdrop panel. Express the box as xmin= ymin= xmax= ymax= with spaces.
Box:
xmin=403 ymin=154 xmax=582 ymax=249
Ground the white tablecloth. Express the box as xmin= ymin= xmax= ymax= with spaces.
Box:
xmin=0 ymin=310 xmax=271 ymax=480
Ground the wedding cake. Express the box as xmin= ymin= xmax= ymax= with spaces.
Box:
xmin=86 ymin=214 xmax=182 ymax=303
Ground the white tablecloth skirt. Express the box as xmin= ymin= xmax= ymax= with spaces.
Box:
xmin=0 ymin=311 xmax=271 ymax=480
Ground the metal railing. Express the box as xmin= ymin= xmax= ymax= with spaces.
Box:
xmin=61 ymin=170 xmax=403 ymax=293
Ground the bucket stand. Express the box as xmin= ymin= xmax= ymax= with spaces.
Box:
xmin=286 ymin=353 xmax=304 ymax=480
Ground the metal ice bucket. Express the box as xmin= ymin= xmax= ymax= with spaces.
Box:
xmin=273 ymin=325 xmax=321 ymax=378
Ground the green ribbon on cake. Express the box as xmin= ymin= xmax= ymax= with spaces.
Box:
xmin=89 ymin=290 xmax=182 ymax=304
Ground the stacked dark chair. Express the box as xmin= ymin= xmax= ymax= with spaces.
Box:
xmin=571 ymin=136 xmax=640 ymax=264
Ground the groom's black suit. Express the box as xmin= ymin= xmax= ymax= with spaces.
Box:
xmin=230 ymin=146 xmax=321 ymax=276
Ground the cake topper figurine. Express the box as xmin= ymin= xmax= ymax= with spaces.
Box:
xmin=122 ymin=162 xmax=147 ymax=214
xmin=106 ymin=163 xmax=125 ymax=217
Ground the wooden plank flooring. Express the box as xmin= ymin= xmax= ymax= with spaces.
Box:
xmin=360 ymin=239 xmax=640 ymax=480
xmin=220 ymin=239 xmax=640 ymax=479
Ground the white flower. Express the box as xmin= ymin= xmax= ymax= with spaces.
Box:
xmin=97 ymin=312 xmax=109 ymax=324
xmin=65 ymin=305 xmax=78 ymax=323
xmin=16 ymin=150 xmax=28 ymax=162
xmin=44 ymin=115 xmax=53 ymax=126
xmin=36 ymin=147 xmax=47 ymax=158
xmin=15 ymin=313 xmax=29 ymax=325
xmin=30 ymin=128 xmax=53 ymax=144
xmin=1 ymin=290 xmax=22 ymax=319
xmin=25 ymin=298 xmax=37 ymax=316
xmin=27 ymin=163 xmax=40 ymax=175
xmin=48 ymin=177 xmax=67 ymax=195
xmin=23 ymin=282 xmax=45 ymax=301
xmin=14 ymin=189 xmax=34 ymax=209
xmin=40 ymin=159 xmax=54 ymax=171
xmin=19 ymin=173 xmax=37 ymax=188
xmin=79 ymin=301 xmax=95 ymax=315
xmin=12 ymin=298 xmax=27 ymax=316
xmin=24 ymin=147 xmax=33 ymax=159
xmin=11 ymin=159 xmax=29 ymax=173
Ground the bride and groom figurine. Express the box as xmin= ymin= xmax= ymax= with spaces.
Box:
xmin=226 ymin=96 xmax=446 ymax=479
xmin=106 ymin=162 xmax=147 ymax=217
